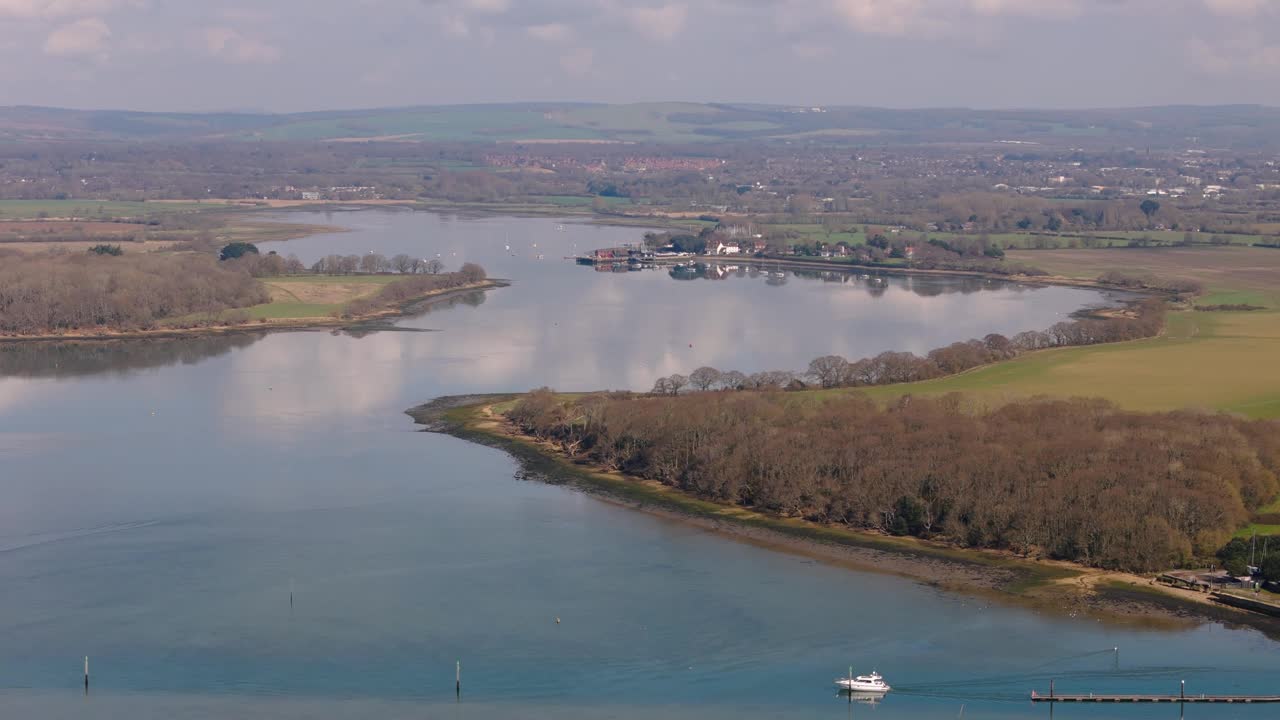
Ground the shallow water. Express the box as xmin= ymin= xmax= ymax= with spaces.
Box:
xmin=1 ymin=209 xmax=1275 ymax=719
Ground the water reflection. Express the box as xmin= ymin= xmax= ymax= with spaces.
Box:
xmin=661 ymin=262 xmax=1027 ymax=299
xmin=0 ymin=335 xmax=261 ymax=379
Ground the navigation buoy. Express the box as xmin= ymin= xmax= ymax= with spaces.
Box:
xmin=555 ymin=617 xmax=561 ymax=624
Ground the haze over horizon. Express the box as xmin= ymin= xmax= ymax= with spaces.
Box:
xmin=3 ymin=0 xmax=1278 ymax=113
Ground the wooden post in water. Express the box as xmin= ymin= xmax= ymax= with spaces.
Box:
xmin=83 ymin=655 xmax=89 ymax=694
xmin=290 ymin=578 xmax=294 ymax=610
xmin=456 ymin=660 xmax=461 ymax=699
xmin=1050 ymin=679 xmax=1054 ymax=700
xmin=1181 ymin=680 xmax=1185 ymax=701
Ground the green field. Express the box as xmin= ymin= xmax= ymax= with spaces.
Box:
xmin=166 ymin=274 xmax=401 ymax=325
xmin=0 ymin=199 xmax=218 ymax=220
xmin=552 ymin=103 xmax=724 ymax=143
xmin=852 ymin=311 xmax=1280 ymax=418
xmin=765 ymin=223 xmax=870 ymax=246
xmin=532 ymin=195 xmax=634 ymax=207
xmin=1007 ymin=246 xmax=1280 ymax=307
xmin=244 ymin=275 xmax=400 ymax=319
xmin=1236 ymin=524 xmax=1280 ymax=539
xmin=255 ymin=108 xmax=609 ymax=143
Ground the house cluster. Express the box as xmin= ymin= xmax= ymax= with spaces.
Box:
xmin=705 ymin=239 xmax=768 ymax=256
xmin=483 ymin=153 xmax=722 ymax=174
xmin=274 ymin=185 xmax=383 ymax=201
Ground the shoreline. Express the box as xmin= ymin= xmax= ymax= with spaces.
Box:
xmin=408 ymin=395 xmax=1280 ymax=639
xmin=0 ymin=280 xmax=507 ymax=343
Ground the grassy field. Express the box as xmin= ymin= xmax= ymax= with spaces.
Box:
xmin=254 ymin=108 xmax=614 ymax=143
xmin=765 ymin=223 xmax=870 ymax=246
xmin=552 ymin=103 xmax=725 ymax=143
xmin=854 ymin=310 xmax=1280 ymax=418
xmin=1008 ymin=246 xmax=1280 ymax=307
xmin=835 ymin=247 xmax=1280 ymax=418
xmin=247 ymin=275 xmax=399 ymax=319
xmin=1236 ymin=524 xmax=1280 ymax=539
xmin=531 ymin=195 xmax=634 ymax=207
xmin=0 ymin=199 xmax=217 ymax=219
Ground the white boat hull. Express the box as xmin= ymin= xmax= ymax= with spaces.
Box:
xmin=835 ymin=671 xmax=891 ymax=693
xmin=836 ymin=680 xmax=890 ymax=693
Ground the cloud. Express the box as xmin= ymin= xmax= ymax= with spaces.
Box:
xmin=42 ymin=16 xmax=109 ymax=57
xmin=791 ymin=42 xmax=832 ymax=60
xmin=0 ymin=0 xmax=128 ymax=19
xmin=969 ymin=0 xmax=1078 ymax=17
xmin=625 ymin=3 xmax=688 ymax=41
xmin=825 ymin=0 xmax=1094 ymax=37
xmin=559 ymin=45 xmax=594 ymax=75
xmin=463 ymin=0 xmax=508 ymax=13
xmin=830 ymin=0 xmax=929 ymax=36
xmin=1190 ymin=32 xmax=1280 ymax=73
xmin=527 ymin=22 xmax=572 ymax=41
xmin=1202 ymin=0 xmax=1270 ymax=16
xmin=203 ymin=26 xmax=282 ymax=64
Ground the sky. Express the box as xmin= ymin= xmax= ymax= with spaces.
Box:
xmin=1 ymin=0 xmax=1278 ymax=113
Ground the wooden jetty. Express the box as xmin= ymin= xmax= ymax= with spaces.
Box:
xmin=1032 ymin=690 xmax=1280 ymax=704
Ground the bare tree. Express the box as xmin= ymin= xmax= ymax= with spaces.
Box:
xmin=808 ymin=355 xmax=850 ymax=389
xmin=690 ymin=366 xmax=723 ymax=391
xmin=391 ymin=254 xmax=415 ymax=273
xmin=719 ymin=370 xmax=747 ymax=390
xmin=667 ymin=374 xmax=689 ymax=395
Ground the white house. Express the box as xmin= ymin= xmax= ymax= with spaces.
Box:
xmin=707 ymin=240 xmax=742 ymax=256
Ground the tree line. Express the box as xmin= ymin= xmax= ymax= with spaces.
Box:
xmin=308 ymin=253 xmax=445 ymax=276
xmin=652 ymin=300 xmax=1166 ymax=395
xmin=0 ymin=251 xmax=268 ymax=335
xmin=340 ymin=263 xmax=487 ymax=317
xmin=507 ymin=391 xmax=1280 ymax=573
xmin=217 ymin=243 xmax=447 ymax=278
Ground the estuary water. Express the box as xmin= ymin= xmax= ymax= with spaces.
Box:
xmin=1 ymin=209 xmax=1276 ymax=719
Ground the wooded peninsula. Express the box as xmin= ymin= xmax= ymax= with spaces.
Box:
xmin=0 ymin=246 xmax=492 ymax=338
xmin=506 ymin=391 xmax=1279 ymax=575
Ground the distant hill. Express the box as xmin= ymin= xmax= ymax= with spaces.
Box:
xmin=2 ymin=102 xmax=1278 ymax=148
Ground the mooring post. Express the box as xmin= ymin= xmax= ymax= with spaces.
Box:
xmin=1181 ymin=680 xmax=1185 ymax=700
xmin=1050 ymin=679 xmax=1054 ymax=699
xmin=83 ymin=655 xmax=89 ymax=694
xmin=290 ymin=578 xmax=294 ymax=610
xmin=456 ymin=660 xmax=461 ymax=699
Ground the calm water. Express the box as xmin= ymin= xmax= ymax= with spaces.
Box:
xmin=1 ymin=209 xmax=1276 ymax=719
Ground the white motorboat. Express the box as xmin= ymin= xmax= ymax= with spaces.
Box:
xmin=835 ymin=670 xmax=890 ymax=693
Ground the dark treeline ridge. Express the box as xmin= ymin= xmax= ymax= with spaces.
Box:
xmin=654 ymin=299 xmax=1166 ymax=394
xmin=341 ymin=263 xmax=488 ymax=317
xmin=508 ymin=391 xmax=1280 ymax=572
xmin=0 ymin=252 xmax=267 ymax=335
xmin=1197 ymin=304 xmax=1266 ymax=312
